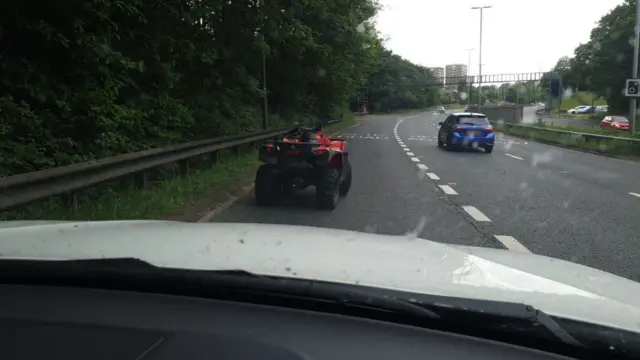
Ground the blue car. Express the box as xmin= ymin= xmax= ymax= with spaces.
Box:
xmin=437 ymin=112 xmax=495 ymax=153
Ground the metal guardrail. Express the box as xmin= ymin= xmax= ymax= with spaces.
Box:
xmin=491 ymin=121 xmax=640 ymax=143
xmin=0 ymin=120 xmax=339 ymax=211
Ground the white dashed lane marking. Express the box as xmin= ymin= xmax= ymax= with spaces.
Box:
xmin=438 ymin=185 xmax=458 ymax=195
xmin=494 ymin=235 xmax=530 ymax=253
xmin=394 ymin=112 xmax=528 ymax=254
xmin=630 ymin=192 xmax=640 ymax=199
xmin=462 ymin=206 xmax=492 ymax=222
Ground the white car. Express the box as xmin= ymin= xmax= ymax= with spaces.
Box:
xmin=567 ymin=105 xmax=591 ymax=114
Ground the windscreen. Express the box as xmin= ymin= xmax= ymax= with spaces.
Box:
xmin=457 ymin=116 xmax=490 ymax=126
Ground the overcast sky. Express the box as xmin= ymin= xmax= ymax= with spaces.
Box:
xmin=374 ymin=0 xmax=624 ymax=76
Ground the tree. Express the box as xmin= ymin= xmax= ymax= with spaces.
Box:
xmin=543 ymin=0 xmax=635 ymax=112
xmin=360 ymin=51 xmax=439 ymax=112
xmin=3 ymin=0 xmax=442 ymax=176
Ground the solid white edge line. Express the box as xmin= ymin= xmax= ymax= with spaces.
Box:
xmin=410 ymin=157 xmax=420 ymax=162
xmin=417 ymin=164 xmax=428 ymax=170
xmin=426 ymin=172 xmax=440 ymax=180
xmin=406 ymin=152 xmax=415 ymax=156
xmin=462 ymin=206 xmax=491 ymax=222
xmin=494 ymin=235 xmax=531 ymax=253
xmin=505 ymin=153 xmax=524 ymax=160
xmin=630 ymin=192 xmax=640 ymax=198
xmin=438 ymin=185 xmax=458 ymax=195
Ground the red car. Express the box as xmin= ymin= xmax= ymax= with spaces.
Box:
xmin=600 ymin=115 xmax=630 ymax=131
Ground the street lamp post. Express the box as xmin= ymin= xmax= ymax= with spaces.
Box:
xmin=630 ymin=0 xmax=640 ymax=134
xmin=464 ymin=48 xmax=474 ymax=106
xmin=471 ymin=5 xmax=491 ymax=107
xmin=259 ymin=0 xmax=268 ymax=130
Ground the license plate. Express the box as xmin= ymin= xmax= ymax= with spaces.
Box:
xmin=467 ymin=131 xmax=479 ymax=135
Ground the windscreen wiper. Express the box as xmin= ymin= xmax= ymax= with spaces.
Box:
xmin=326 ymin=282 xmax=585 ymax=348
xmin=0 ymin=258 xmax=585 ymax=347
xmin=527 ymin=307 xmax=584 ymax=347
xmin=0 ymin=257 xmax=440 ymax=320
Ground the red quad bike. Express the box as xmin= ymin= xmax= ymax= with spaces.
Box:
xmin=255 ymin=124 xmax=352 ymax=210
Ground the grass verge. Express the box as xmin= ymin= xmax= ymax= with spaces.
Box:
xmin=553 ymin=91 xmax=607 ymax=110
xmin=1 ymin=116 xmax=359 ymax=222
xmin=494 ymin=122 xmax=640 ymax=158
xmin=538 ymin=123 xmax=640 ymax=139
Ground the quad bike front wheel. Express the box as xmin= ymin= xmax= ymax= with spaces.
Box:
xmin=316 ymin=167 xmax=340 ymax=210
xmin=255 ymin=164 xmax=282 ymax=206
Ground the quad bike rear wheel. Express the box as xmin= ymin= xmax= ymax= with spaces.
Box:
xmin=255 ymin=164 xmax=281 ymax=206
xmin=339 ymin=159 xmax=352 ymax=197
xmin=316 ymin=167 xmax=340 ymax=210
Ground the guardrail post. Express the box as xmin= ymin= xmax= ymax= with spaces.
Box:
xmin=134 ymin=171 xmax=148 ymax=189
xmin=211 ymin=151 xmax=218 ymax=165
xmin=232 ymin=146 xmax=240 ymax=156
xmin=179 ymin=159 xmax=190 ymax=176
xmin=62 ymin=192 xmax=78 ymax=211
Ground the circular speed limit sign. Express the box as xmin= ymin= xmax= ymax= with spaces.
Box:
xmin=627 ymin=80 xmax=640 ymax=96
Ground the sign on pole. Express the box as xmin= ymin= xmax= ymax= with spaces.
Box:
xmin=625 ymin=78 xmax=640 ymax=97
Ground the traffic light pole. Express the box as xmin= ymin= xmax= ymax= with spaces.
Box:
xmin=630 ymin=0 xmax=640 ymax=135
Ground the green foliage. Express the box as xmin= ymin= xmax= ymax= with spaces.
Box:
xmin=2 ymin=0 xmax=421 ymax=177
xmin=354 ymin=50 xmax=440 ymax=112
xmin=455 ymin=81 xmax=546 ymax=105
xmin=553 ymin=92 xmax=607 ymax=110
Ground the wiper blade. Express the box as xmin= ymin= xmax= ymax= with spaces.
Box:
xmin=321 ymin=283 xmax=585 ymax=348
xmin=190 ymin=270 xmax=441 ymax=319
xmin=57 ymin=257 xmax=157 ymax=269
xmin=0 ymin=259 xmax=440 ymax=320
xmin=529 ymin=307 xmax=584 ymax=347
xmin=0 ymin=259 xmax=584 ymax=346
xmin=388 ymin=294 xmax=584 ymax=347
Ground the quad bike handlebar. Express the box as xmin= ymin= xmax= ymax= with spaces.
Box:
xmin=284 ymin=125 xmax=322 ymax=138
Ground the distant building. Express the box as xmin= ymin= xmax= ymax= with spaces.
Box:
xmin=445 ymin=64 xmax=468 ymax=89
xmin=427 ymin=67 xmax=445 ymax=85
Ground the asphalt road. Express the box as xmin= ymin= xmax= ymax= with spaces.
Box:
xmin=213 ymin=111 xmax=640 ymax=281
